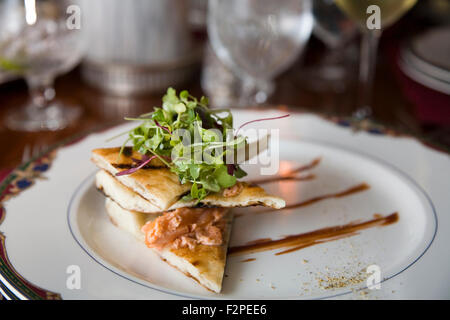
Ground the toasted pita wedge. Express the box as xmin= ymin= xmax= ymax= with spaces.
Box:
xmin=96 ymin=167 xmax=285 ymax=214
xmin=169 ymin=182 xmax=285 ymax=210
xmin=105 ymin=197 xmax=159 ymax=242
xmin=92 ymin=147 xmax=191 ymax=210
xmin=97 ymin=170 xmax=162 ymax=213
xmin=92 ymin=148 xmax=285 ymax=212
xmin=105 ymin=198 xmax=232 ymax=293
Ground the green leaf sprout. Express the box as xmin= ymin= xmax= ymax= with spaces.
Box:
xmin=113 ymin=88 xmax=248 ymax=202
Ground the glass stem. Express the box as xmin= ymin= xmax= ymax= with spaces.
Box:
xmin=355 ymin=29 xmax=381 ymax=120
xmin=26 ymin=75 xmax=56 ymax=113
xmin=240 ymin=76 xmax=257 ymax=102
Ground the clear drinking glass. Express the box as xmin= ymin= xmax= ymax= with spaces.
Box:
xmin=207 ymin=0 xmax=313 ymax=105
xmin=0 ymin=0 xmax=84 ymax=131
xmin=334 ymin=0 xmax=418 ymax=119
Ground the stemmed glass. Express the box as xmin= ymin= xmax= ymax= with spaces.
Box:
xmin=303 ymin=0 xmax=357 ymax=93
xmin=207 ymin=0 xmax=313 ymax=105
xmin=334 ymin=0 xmax=417 ymax=119
xmin=0 ymin=0 xmax=85 ymax=131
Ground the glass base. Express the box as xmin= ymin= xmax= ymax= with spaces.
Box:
xmin=236 ymin=80 xmax=275 ymax=106
xmin=5 ymin=101 xmax=81 ymax=132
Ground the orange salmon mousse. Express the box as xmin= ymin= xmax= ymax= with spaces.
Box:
xmin=142 ymin=208 xmax=228 ymax=250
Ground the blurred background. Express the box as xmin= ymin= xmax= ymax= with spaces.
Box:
xmin=0 ymin=0 xmax=449 ymax=173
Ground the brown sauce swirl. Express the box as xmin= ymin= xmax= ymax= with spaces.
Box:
xmin=229 ymin=212 xmax=399 ymax=256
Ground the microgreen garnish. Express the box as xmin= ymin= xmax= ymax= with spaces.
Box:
xmin=154 ymin=120 xmax=172 ymax=134
xmin=235 ymin=114 xmax=290 ymax=136
xmin=112 ymin=88 xmax=246 ymax=202
xmin=116 ymin=155 xmax=157 ymax=176
xmin=111 ymin=88 xmax=289 ymax=202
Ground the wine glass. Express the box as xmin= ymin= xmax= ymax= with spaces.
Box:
xmin=0 ymin=0 xmax=85 ymax=131
xmin=207 ymin=0 xmax=313 ymax=105
xmin=301 ymin=0 xmax=357 ymax=93
xmin=334 ymin=0 xmax=417 ymax=119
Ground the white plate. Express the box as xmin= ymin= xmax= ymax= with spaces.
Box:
xmin=1 ymin=110 xmax=449 ymax=300
xmin=399 ymin=27 xmax=450 ymax=95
